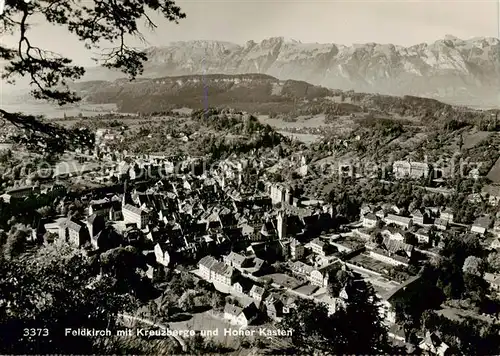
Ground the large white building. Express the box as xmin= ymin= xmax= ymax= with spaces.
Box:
xmin=393 ymin=161 xmax=429 ymax=179
xmin=440 ymin=208 xmax=454 ymax=223
xmin=122 ymin=204 xmax=149 ymax=229
xmin=198 ymin=256 xmax=240 ymax=286
xmin=154 ymin=243 xmax=171 ymax=267
xmin=385 ymin=214 xmax=412 ymax=230
xmin=290 ymin=238 xmax=305 ymax=260
xmin=362 ymin=213 xmax=378 ymax=228
xmin=277 ymin=211 xmax=287 ymax=239
xmin=58 ymin=218 xmax=90 ymax=248
xmin=471 ymin=216 xmax=492 ymax=235
xmin=270 ymin=183 xmax=293 ymax=205
xmin=309 ymin=261 xmax=343 ymax=288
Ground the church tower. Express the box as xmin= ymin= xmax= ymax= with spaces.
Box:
xmin=122 ymin=179 xmax=130 ymax=206
xmin=277 ymin=210 xmax=287 ymax=240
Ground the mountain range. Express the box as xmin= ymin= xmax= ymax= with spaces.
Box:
xmin=82 ymin=35 xmax=500 ymax=108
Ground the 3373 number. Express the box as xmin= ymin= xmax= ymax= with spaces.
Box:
xmin=23 ymin=328 xmax=49 ymax=337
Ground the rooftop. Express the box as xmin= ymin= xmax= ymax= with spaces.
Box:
xmin=386 ymin=214 xmax=412 ymax=224
xmin=224 ymin=303 xmax=243 ymax=317
xmin=123 ymin=204 xmax=147 ymax=216
xmin=225 ymin=251 xmax=248 ymax=266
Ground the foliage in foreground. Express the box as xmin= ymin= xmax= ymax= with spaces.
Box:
xmin=1 ymin=0 xmax=185 ymax=154
xmin=279 ymin=278 xmax=391 ymax=355
xmin=0 ymin=243 xmax=138 ymax=354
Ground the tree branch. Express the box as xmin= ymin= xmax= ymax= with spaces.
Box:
xmin=0 ymin=0 xmax=185 ymax=153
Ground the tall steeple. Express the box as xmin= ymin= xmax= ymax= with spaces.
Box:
xmin=122 ymin=179 xmax=129 ymax=206
xmin=277 ymin=210 xmax=287 ymax=240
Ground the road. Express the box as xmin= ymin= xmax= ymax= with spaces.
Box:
xmin=118 ymin=313 xmax=187 ymax=351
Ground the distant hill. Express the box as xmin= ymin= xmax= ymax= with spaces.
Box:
xmin=81 ymin=36 xmax=500 ymax=108
xmin=74 ymin=74 xmax=336 ymax=114
xmin=73 ymin=73 xmax=497 ymax=127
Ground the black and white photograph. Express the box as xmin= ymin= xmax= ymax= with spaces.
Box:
xmin=1 ymin=0 xmax=500 ymax=354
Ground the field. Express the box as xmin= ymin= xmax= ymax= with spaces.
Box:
xmin=278 ymin=131 xmax=321 ymax=144
xmin=54 ymin=160 xmax=101 ymax=176
xmin=258 ymin=114 xmax=357 ymax=137
xmin=462 ymin=130 xmax=492 ymax=149
xmin=487 ymin=156 xmax=500 ymax=183
xmin=292 ymin=284 xmax=318 ymax=296
xmin=396 ymin=132 xmax=429 ymax=150
xmin=259 ymin=114 xmax=326 ymax=129
xmin=2 ymin=102 xmax=118 ymax=119
xmin=51 ymin=114 xmax=148 ymax=129
xmin=437 ymin=306 xmax=496 ymax=324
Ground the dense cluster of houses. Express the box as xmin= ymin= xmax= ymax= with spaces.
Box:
xmin=197 ymin=249 xmax=360 ymax=326
xmin=46 ymin=148 xmax=500 ymax=326
xmin=6 ymin=123 xmax=499 ymax=355
xmin=51 ymin=147 xmax=352 ymax=281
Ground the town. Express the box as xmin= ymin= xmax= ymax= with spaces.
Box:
xmin=1 ymin=106 xmax=500 ymax=354
xmin=1 ymin=0 xmax=500 ymax=354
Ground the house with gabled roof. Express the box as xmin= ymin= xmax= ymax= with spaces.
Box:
xmin=471 ymin=215 xmax=493 ymax=235
xmin=393 ymin=160 xmax=429 ymax=179
xmin=381 ymin=275 xmax=422 ymax=323
xmin=223 ymin=251 xmax=252 ymax=268
xmin=415 ymin=227 xmax=431 ymax=244
xmin=381 ymin=228 xmax=404 ymax=242
xmin=411 ymin=209 xmax=428 ymax=225
xmin=232 ymin=278 xmax=253 ymax=294
xmin=198 ymin=255 xmax=217 ymax=280
xmin=291 ymin=260 xmax=315 ymax=276
xmin=123 ymin=204 xmax=149 ymax=229
xmin=309 ymin=238 xmax=333 ymax=256
xmin=224 ymin=302 xmax=259 ymax=327
xmin=440 ymin=207 xmax=454 ymax=223
xmin=252 ymin=257 xmax=267 ymax=272
xmin=382 ymin=237 xmax=414 ymax=257
xmin=309 ymin=260 xmax=343 ymax=288
xmin=260 ymin=219 xmax=276 ymax=238
xmin=58 ymin=218 xmax=90 ymax=248
xmin=197 ymin=256 xmax=240 ymax=286
xmin=384 ymin=214 xmax=412 ymax=230
xmin=433 ymin=218 xmax=448 ymax=231
xmin=250 ymin=284 xmax=266 ymax=302
xmin=362 ymin=213 xmax=378 ymax=228
xmin=91 ymin=226 xmax=122 ymax=251
xmin=240 ymin=223 xmax=256 ymax=240
xmin=418 ymin=331 xmax=451 ymax=356
xmin=154 ymin=242 xmax=171 ymax=267
xmin=264 ymin=294 xmax=284 ymax=319
xmin=369 ymin=247 xmax=411 ymax=267
xmin=87 ymin=213 xmax=105 ymax=238
xmin=89 ymin=199 xmax=121 ymax=221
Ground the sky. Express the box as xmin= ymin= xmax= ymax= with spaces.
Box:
xmin=0 ymin=0 xmax=499 ymax=67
